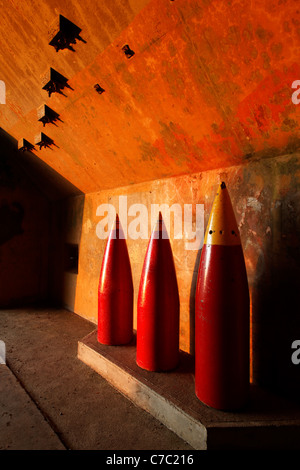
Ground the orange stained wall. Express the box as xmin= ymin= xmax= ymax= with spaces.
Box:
xmin=2 ymin=0 xmax=300 ymax=193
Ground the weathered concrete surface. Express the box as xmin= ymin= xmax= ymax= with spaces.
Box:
xmin=78 ymin=330 xmax=300 ymax=450
xmin=0 ymin=365 xmax=65 ymax=450
xmin=0 ymin=308 xmax=192 ymax=450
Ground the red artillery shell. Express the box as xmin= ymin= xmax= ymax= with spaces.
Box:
xmin=195 ymin=182 xmax=250 ymax=410
xmin=136 ymin=213 xmax=180 ymax=371
xmin=97 ymin=214 xmax=133 ymax=345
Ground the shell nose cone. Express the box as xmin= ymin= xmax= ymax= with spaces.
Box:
xmin=204 ymin=181 xmax=241 ymax=246
xmin=151 ymin=212 xmax=169 ymax=239
xmin=136 ymin=213 xmax=179 ymax=371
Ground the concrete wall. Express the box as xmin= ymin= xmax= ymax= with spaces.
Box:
xmin=53 ymin=151 xmax=300 ymax=401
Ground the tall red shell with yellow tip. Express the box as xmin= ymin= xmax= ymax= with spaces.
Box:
xmin=195 ymin=182 xmax=250 ymax=410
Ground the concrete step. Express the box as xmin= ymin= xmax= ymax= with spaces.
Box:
xmin=78 ymin=330 xmax=300 ymax=450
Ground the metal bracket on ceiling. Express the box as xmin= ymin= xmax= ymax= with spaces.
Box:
xmin=34 ymin=132 xmax=54 ymax=150
xmin=37 ymin=104 xmax=61 ymax=127
xmin=122 ymin=44 xmax=135 ymax=59
xmin=41 ymin=68 xmax=71 ymax=98
xmin=18 ymin=138 xmax=35 ymax=152
xmin=48 ymin=14 xmax=85 ymax=52
xmin=94 ymin=84 xmax=105 ymax=95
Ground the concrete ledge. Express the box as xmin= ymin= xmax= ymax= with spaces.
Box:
xmin=78 ymin=330 xmax=300 ymax=450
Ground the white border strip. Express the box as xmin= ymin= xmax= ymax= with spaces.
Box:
xmin=0 ymin=340 xmax=6 ymax=364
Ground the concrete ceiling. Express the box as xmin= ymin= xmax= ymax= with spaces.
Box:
xmin=1 ymin=0 xmax=300 ymax=195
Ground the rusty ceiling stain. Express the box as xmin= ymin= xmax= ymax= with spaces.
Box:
xmin=0 ymin=0 xmax=300 ymax=194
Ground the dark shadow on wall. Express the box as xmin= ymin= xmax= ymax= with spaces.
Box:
xmin=0 ymin=127 xmax=84 ymax=309
xmin=189 ymin=249 xmax=201 ymax=356
xmin=189 ymin=198 xmax=213 ymax=356
xmin=251 ymin=172 xmax=300 ymax=404
xmin=0 ymin=202 xmax=24 ymax=246
xmin=49 ymin=194 xmax=85 ymax=312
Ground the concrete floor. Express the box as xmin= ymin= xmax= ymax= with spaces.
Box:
xmin=2 ymin=308 xmax=300 ymax=451
xmin=0 ymin=308 xmax=193 ymax=451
